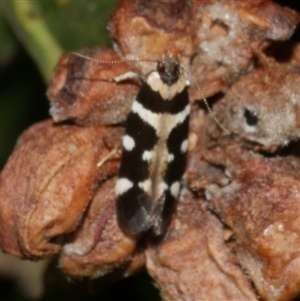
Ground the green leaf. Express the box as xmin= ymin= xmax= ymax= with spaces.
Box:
xmin=2 ymin=0 xmax=118 ymax=81
xmin=0 ymin=1 xmax=119 ymax=167
xmin=0 ymin=12 xmax=18 ymax=68
xmin=40 ymin=0 xmax=118 ymax=50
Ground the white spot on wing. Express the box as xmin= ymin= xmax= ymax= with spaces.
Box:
xmin=170 ymin=181 xmax=180 ymax=198
xmin=138 ymin=180 xmax=168 ymax=199
xmin=123 ymin=135 xmax=135 ymax=151
xmin=142 ymin=150 xmax=153 ymax=161
xmin=168 ymin=153 xmax=174 ymax=162
xmin=139 ymin=179 xmax=151 ymax=194
xmin=181 ymin=139 xmax=188 ymax=153
xmin=115 ymin=178 xmax=133 ymax=196
xmin=159 ymin=182 xmax=168 ymax=195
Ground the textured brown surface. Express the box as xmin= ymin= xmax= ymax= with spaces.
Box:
xmin=60 ymin=178 xmax=139 ymax=278
xmin=0 ymin=120 xmax=121 ymax=258
xmin=205 ymin=146 xmax=300 ymax=301
xmin=208 ymin=57 xmax=300 ymax=150
xmin=190 ymin=0 xmax=300 ymax=99
xmin=146 ymin=196 xmax=258 ymax=301
xmin=109 ymin=0 xmax=299 ymax=100
xmin=47 ymin=47 xmax=139 ymax=126
xmin=1 ymin=1 xmax=300 ymax=300
xmin=109 ymin=0 xmax=194 ymax=76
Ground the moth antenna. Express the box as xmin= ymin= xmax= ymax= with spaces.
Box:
xmin=180 ymin=65 xmax=229 ymax=134
xmin=71 ymin=52 xmax=157 ymax=64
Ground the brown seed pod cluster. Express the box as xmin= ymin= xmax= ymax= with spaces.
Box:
xmin=1 ymin=1 xmax=300 ymax=300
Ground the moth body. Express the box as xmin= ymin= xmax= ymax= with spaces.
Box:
xmin=115 ymin=55 xmax=190 ymax=235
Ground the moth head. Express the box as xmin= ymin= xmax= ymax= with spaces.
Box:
xmin=156 ymin=54 xmax=181 ymax=86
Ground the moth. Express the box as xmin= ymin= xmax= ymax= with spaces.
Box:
xmin=73 ymin=52 xmax=191 ymax=236
xmin=115 ymin=54 xmax=190 ymax=236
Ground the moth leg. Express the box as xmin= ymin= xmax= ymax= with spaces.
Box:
xmin=97 ymin=149 xmax=120 ymax=168
xmin=113 ymin=71 xmax=145 ymax=83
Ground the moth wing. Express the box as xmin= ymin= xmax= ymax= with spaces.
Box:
xmin=117 ymin=192 xmax=165 ymax=235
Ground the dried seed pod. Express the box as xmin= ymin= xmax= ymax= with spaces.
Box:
xmin=146 ymin=194 xmax=258 ymax=301
xmin=205 ymin=146 xmax=300 ymax=301
xmin=47 ymin=47 xmax=139 ymax=126
xmin=109 ymin=0 xmax=193 ymax=75
xmin=0 ymin=120 xmax=120 ymax=258
xmin=1 ymin=1 xmax=300 ymax=300
xmin=190 ymin=0 xmax=300 ymax=99
xmin=209 ymin=60 xmax=300 ymax=150
xmin=60 ymin=178 xmax=140 ymax=278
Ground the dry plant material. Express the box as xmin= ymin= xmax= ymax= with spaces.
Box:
xmin=146 ymin=196 xmax=258 ymax=301
xmin=109 ymin=0 xmax=299 ymax=99
xmin=109 ymin=1 xmax=194 ymax=75
xmin=209 ymin=58 xmax=300 ymax=150
xmin=190 ymin=0 xmax=300 ymax=98
xmin=1 ymin=1 xmax=300 ymax=301
xmin=61 ymin=178 xmax=140 ymax=278
xmin=0 ymin=120 xmax=121 ymax=258
xmin=47 ymin=47 xmax=139 ymax=126
xmin=205 ymin=146 xmax=300 ymax=301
